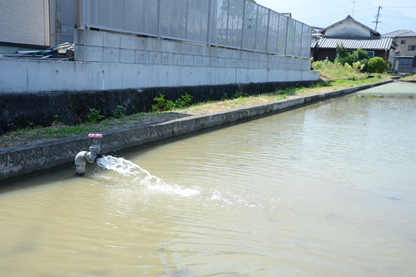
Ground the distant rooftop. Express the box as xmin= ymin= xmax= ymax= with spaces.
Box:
xmin=312 ymin=36 xmax=395 ymax=50
xmin=321 ymin=15 xmax=381 ymax=37
xmin=382 ymin=30 xmax=416 ymax=38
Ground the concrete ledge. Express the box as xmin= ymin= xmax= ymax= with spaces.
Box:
xmin=0 ymin=80 xmax=392 ymax=183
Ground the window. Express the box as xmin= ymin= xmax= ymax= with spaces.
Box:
xmin=401 ymin=40 xmax=406 ymax=44
xmin=367 ymin=51 xmax=375 ymax=58
xmin=400 ymin=58 xmax=413 ymax=68
xmin=408 ymin=45 xmax=416 ymax=51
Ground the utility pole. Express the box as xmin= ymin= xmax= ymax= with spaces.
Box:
xmin=373 ymin=6 xmax=382 ymax=31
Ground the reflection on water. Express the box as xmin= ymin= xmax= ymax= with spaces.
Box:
xmin=1 ymin=82 xmax=416 ymax=276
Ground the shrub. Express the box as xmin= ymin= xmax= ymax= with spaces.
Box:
xmin=311 ymin=60 xmax=327 ymax=70
xmin=152 ymin=93 xmax=175 ymax=112
xmin=174 ymin=93 xmax=193 ymax=108
xmin=233 ymin=91 xmax=248 ymax=98
xmin=87 ymin=108 xmax=104 ymax=124
xmin=367 ymin=57 xmax=386 ymax=73
xmin=335 ymin=44 xmax=368 ymax=70
xmin=113 ymin=105 xmax=126 ymax=118
xmin=311 ymin=59 xmax=365 ymax=80
xmin=335 ymin=44 xmax=354 ymax=65
xmin=352 ymin=48 xmax=369 ymax=61
xmin=152 ymin=93 xmax=194 ymax=112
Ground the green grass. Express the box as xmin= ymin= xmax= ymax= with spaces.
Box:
xmin=312 ymin=59 xmax=367 ymax=81
xmin=1 ymin=113 xmax=147 ymax=143
xmin=399 ymin=74 xmax=416 ymax=81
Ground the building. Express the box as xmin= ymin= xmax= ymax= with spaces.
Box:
xmin=0 ymin=0 xmax=76 ymax=52
xmin=383 ymin=30 xmax=416 ymax=73
xmin=311 ymin=15 xmax=396 ymax=67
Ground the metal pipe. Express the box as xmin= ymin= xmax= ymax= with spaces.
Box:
xmin=77 ymin=0 xmax=83 ymax=29
xmin=75 ymin=134 xmax=102 ymax=176
xmin=75 ymin=151 xmax=88 ymax=176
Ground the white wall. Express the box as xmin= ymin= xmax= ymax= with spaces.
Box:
xmin=325 ymin=21 xmax=370 ymax=37
xmin=396 ymin=36 xmax=416 ymax=56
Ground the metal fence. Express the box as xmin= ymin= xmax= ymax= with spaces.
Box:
xmin=81 ymin=0 xmax=311 ymax=58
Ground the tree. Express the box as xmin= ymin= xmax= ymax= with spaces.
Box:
xmin=367 ymin=57 xmax=386 ymax=73
xmin=335 ymin=43 xmax=354 ymax=65
xmin=335 ymin=43 xmax=369 ymax=70
xmin=352 ymin=48 xmax=369 ymax=61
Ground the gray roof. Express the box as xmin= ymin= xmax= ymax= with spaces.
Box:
xmin=321 ymin=15 xmax=381 ymax=37
xmin=312 ymin=36 xmax=395 ymax=50
xmin=382 ymin=30 xmax=416 ymax=38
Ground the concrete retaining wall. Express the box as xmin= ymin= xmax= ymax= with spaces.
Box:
xmin=0 ymin=80 xmax=392 ymax=183
xmin=0 ymin=29 xmax=319 ymax=94
xmin=0 ymin=80 xmax=318 ymax=135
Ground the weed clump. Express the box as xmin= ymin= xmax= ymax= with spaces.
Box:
xmin=311 ymin=59 xmax=366 ymax=81
xmin=152 ymin=93 xmax=193 ymax=112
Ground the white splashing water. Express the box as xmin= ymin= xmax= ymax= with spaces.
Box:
xmin=97 ymin=155 xmax=258 ymax=207
xmin=97 ymin=155 xmax=200 ymax=197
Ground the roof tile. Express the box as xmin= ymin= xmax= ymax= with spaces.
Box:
xmin=312 ymin=37 xmax=394 ymax=50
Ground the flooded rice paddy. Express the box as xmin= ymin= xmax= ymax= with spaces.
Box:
xmin=1 ymin=82 xmax=415 ymax=276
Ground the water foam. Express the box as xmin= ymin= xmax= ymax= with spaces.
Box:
xmin=97 ymin=155 xmax=258 ymax=208
xmin=97 ymin=155 xmax=200 ymax=197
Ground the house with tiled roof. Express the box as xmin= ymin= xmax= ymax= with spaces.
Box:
xmin=383 ymin=30 xmax=416 ymax=73
xmin=312 ymin=15 xmax=396 ymax=68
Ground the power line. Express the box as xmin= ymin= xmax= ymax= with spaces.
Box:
xmin=351 ymin=0 xmax=356 ymax=17
xmin=302 ymin=8 xmax=374 ymax=20
xmin=382 ymin=6 xmax=416 ymax=9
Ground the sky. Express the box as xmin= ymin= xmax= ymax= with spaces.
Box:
xmin=255 ymin=0 xmax=416 ymax=35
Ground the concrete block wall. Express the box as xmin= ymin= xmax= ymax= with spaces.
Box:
xmin=74 ymin=29 xmax=318 ymax=86
xmin=75 ymin=29 xmax=312 ymax=71
xmin=0 ymin=29 xmax=319 ymax=94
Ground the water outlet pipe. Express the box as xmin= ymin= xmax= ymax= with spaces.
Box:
xmin=75 ymin=134 xmax=103 ymax=176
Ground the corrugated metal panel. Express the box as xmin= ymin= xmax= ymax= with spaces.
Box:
xmin=0 ymin=0 xmax=50 ymax=46
xmin=315 ymin=37 xmax=393 ymax=50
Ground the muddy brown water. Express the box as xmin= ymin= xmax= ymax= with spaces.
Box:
xmin=1 ymin=82 xmax=415 ymax=276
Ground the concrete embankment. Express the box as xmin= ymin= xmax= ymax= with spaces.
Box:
xmin=0 ymin=80 xmax=392 ymax=183
xmin=0 ymin=80 xmax=318 ymax=135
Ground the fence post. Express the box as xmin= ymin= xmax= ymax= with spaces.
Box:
xmin=122 ymin=0 xmax=126 ymax=30
xmin=284 ymin=17 xmax=289 ymax=56
xmin=185 ymin=0 xmax=189 ymax=40
xmin=265 ymin=9 xmax=270 ymax=53
xmin=299 ymin=23 xmax=304 ymax=58
xmin=157 ymin=0 xmax=161 ymax=39
xmin=254 ymin=4 xmax=259 ymax=51
xmin=207 ymin=0 xmax=212 ymax=46
xmin=276 ymin=13 xmax=281 ymax=55
xmin=225 ymin=0 xmax=231 ymax=45
xmin=308 ymin=26 xmax=312 ymax=59
xmin=241 ymin=0 xmax=246 ymax=51
xmin=77 ymin=0 xmax=84 ymax=29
